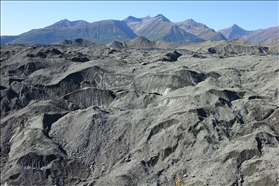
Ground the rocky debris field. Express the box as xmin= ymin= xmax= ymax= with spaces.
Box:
xmin=1 ymin=39 xmax=279 ymax=186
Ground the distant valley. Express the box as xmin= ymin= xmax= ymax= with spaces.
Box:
xmin=1 ymin=14 xmax=278 ymax=44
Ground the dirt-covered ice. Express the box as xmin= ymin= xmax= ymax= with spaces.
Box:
xmin=1 ymin=39 xmax=279 ymax=186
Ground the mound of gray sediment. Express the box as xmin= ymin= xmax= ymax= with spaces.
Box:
xmin=53 ymin=38 xmax=98 ymax=47
xmin=106 ymin=37 xmax=185 ymax=50
xmin=123 ymin=36 xmax=157 ymax=48
xmin=180 ymin=39 xmax=277 ymax=56
xmin=264 ymin=40 xmax=279 ymax=55
xmin=1 ymin=42 xmax=279 ymax=186
xmin=206 ymin=39 xmax=270 ymax=55
xmin=106 ymin=41 xmax=126 ymax=49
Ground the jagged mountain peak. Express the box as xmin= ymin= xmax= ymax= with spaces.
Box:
xmin=144 ymin=15 xmax=152 ymax=19
xmin=124 ymin=16 xmax=142 ymax=23
xmin=219 ymin=24 xmax=250 ymax=40
xmin=60 ymin=19 xmax=70 ymax=22
xmin=154 ymin=14 xmax=171 ymax=22
xmin=53 ymin=19 xmax=71 ymax=25
xmin=230 ymin=24 xmax=246 ymax=31
xmin=126 ymin=15 xmax=136 ymax=19
xmin=179 ymin=19 xmax=208 ymax=29
xmin=185 ymin=18 xmax=195 ymax=23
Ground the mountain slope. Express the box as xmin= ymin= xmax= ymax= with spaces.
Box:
xmin=219 ymin=24 xmax=251 ymax=40
xmin=162 ymin=25 xmax=205 ymax=43
xmin=175 ymin=19 xmax=209 ymax=35
xmin=244 ymin=26 xmax=279 ymax=44
xmin=123 ymin=15 xmax=204 ymax=43
xmin=45 ymin=19 xmax=89 ymax=29
xmin=220 ymin=24 xmax=279 ymax=44
xmin=123 ymin=14 xmax=174 ymax=40
xmin=196 ymin=29 xmax=227 ymax=41
xmin=175 ymin=19 xmax=227 ymax=41
xmin=0 ymin=36 xmax=20 ymax=44
xmin=208 ymin=32 xmax=228 ymax=41
xmin=9 ymin=20 xmax=137 ymax=44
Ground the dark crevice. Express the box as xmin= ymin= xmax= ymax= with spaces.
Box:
xmin=43 ymin=113 xmax=65 ymax=137
xmin=255 ymin=137 xmax=263 ymax=155
xmin=147 ymin=154 xmax=159 ymax=167
xmin=9 ymin=173 xmax=21 ymax=180
xmin=261 ymin=109 xmax=274 ymax=120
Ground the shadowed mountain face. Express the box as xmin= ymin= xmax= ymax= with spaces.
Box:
xmin=1 ymin=39 xmax=278 ymax=186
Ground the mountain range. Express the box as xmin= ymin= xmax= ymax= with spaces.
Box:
xmin=1 ymin=14 xmax=278 ymax=44
xmin=219 ymin=24 xmax=279 ymax=44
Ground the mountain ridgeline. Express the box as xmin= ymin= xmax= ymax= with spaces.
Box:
xmin=1 ymin=14 xmax=278 ymax=44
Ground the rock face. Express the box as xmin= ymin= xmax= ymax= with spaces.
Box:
xmin=1 ymin=40 xmax=279 ymax=186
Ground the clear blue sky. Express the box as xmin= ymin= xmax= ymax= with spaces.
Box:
xmin=1 ymin=1 xmax=278 ymax=36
